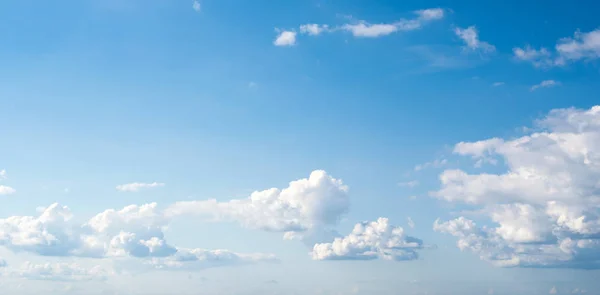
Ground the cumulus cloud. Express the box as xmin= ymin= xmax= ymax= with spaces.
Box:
xmin=514 ymin=28 xmax=600 ymax=67
xmin=0 ymin=185 xmax=16 ymax=195
xmin=433 ymin=105 xmax=600 ymax=269
xmin=311 ymin=218 xmax=425 ymax=261
xmin=530 ymin=80 xmax=560 ymax=92
xmin=115 ymin=182 xmax=165 ymax=192
xmin=166 ymin=170 xmax=349 ymax=241
xmin=0 ymin=203 xmax=276 ymax=273
xmin=454 ymin=26 xmax=495 ymax=53
xmin=300 ymin=24 xmax=329 ymax=36
xmin=274 ymin=30 xmax=297 ymax=46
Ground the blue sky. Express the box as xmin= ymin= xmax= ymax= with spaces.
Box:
xmin=1 ymin=0 xmax=600 ymax=294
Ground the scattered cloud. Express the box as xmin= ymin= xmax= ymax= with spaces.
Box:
xmin=398 ymin=180 xmax=419 ymax=188
xmin=433 ymin=105 xmax=600 ymax=269
xmin=192 ymin=0 xmax=201 ymax=12
xmin=166 ymin=170 xmax=349 ymax=242
xmin=492 ymin=82 xmax=505 ymax=87
xmin=116 ymin=182 xmax=165 ymax=192
xmin=407 ymin=217 xmax=415 ymax=229
xmin=514 ymin=28 xmax=600 ymax=67
xmin=274 ymin=30 xmax=297 ymax=46
xmin=0 ymin=169 xmax=6 ymax=179
xmin=276 ymin=8 xmax=444 ymax=45
xmin=311 ymin=218 xmax=425 ymax=261
xmin=454 ymin=26 xmax=495 ymax=53
xmin=550 ymin=287 xmax=558 ymax=294
xmin=300 ymin=24 xmax=330 ymax=36
xmin=0 ymin=202 xmax=276 ymax=274
xmin=0 ymin=185 xmax=16 ymax=195
xmin=415 ymin=159 xmax=448 ymax=171
xmin=530 ymin=80 xmax=560 ymax=91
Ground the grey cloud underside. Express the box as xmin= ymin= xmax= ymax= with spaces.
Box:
xmin=434 ymin=105 xmax=600 ymax=269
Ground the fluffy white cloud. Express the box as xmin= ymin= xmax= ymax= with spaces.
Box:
xmin=556 ymin=29 xmax=600 ymax=63
xmin=514 ymin=28 xmax=600 ymax=67
xmin=300 ymin=24 xmax=329 ymax=36
xmin=433 ymin=105 xmax=600 ymax=269
xmin=3 ymin=262 xmax=112 ymax=281
xmin=115 ymin=182 xmax=165 ymax=192
xmin=454 ymin=26 xmax=495 ymax=53
xmin=0 ymin=203 xmax=276 ymax=273
xmin=311 ymin=218 xmax=425 ymax=261
xmin=341 ymin=8 xmax=444 ymax=38
xmin=0 ymin=185 xmax=16 ymax=195
xmin=274 ymin=30 xmax=297 ymax=46
xmin=166 ymin=170 xmax=349 ymax=241
xmin=531 ymin=80 xmax=560 ymax=92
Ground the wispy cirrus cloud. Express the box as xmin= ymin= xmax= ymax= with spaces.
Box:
xmin=116 ymin=182 xmax=165 ymax=192
xmin=530 ymin=80 xmax=560 ymax=91
xmin=274 ymin=8 xmax=444 ymax=46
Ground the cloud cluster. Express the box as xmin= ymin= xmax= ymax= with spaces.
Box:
xmin=434 ymin=105 xmax=600 ymax=269
xmin=166 ymin=170 xmax=350 ymax=241
xmin=274 ymin=8 xmax=444 ymax=46
xmin=514 ymin=28 xmax=600 ymax=67
xmin=0 ymin=202 xmax=276 ymax=279
xmin=311 ymin=218 xmax=424 ymax=261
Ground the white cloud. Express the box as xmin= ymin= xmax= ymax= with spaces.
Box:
xmin=414 ymin=158 xmax=447 ymax=171
xmin=311 ymin=218 xmax=425 ymax=261
xmin=407 ymin=217 xmax=415 ymax=229
xmin=513 ymin=46 xmax=555 ymax=68
xmin=300 ymin=24 xmax=329 ymax=36
xmin=115 ymin=182 xmax=165 ymax=192
xmin=282 ymin=8 xmax=444 ymax=44
xmin=192 ymin=0 xmax=201 ymax=12
xmin=492 ymin=82 xmax=505 ymax=87
xmin=0 ymin=202 xmax=276 ymax=273
xmin=274 ymin=30 xmax=297 ymax=46
xmin=398 ymin=180 xmax=419 ymax=188
xmin=0 ymin=185 xmax=16 ymax=195
xmin=550 ymin=287 xmax=557 ymax=294
xmin=433 ymin=105 xmax=600 ymax=269
xmin=166 ymin=170 xmax=349 ymax=241
xmin=454 ymin=26 xmax=495 ymax=53
xmin=514 ymin=28 xmax=600 ymax=67
xmin=341 ymin=8 xmax=444 ymax=38
xmin=556 ymin=29 xmax=600 ymax=63
xmin=530 ymin=80 xmax=560 ymax=91
xmin=0 ymin=169 xmax=6 ymax=179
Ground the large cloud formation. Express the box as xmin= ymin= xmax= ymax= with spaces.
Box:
xmin=0 ymin=202 xmax=276 ymax=277
xmin=433 ymin=105 xmax=600 ymax=269
xmin=166 ymin=170 xmax=350 ymax=242
xmin=311 ymin=218 xmax=425 ymax=261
